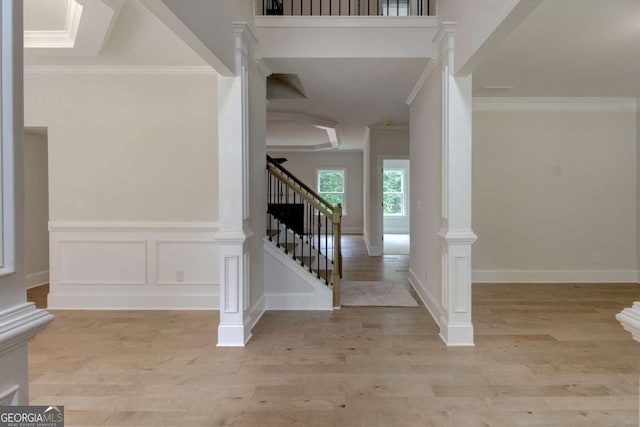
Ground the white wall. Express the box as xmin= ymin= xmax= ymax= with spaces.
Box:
xmin=408 ymin=66 xmax=442 ymax=320
xmin=365 ymin=128 xmax=410 ymax=255
xmin=23 ymin=131 xmax=49 ymax=288
xmin=383 ymin=158 xmax=410 ymax=234
xmin=24 ymin=72 xmax=220 ymax=309
xmin=248 ymin=59 xmax=267 ymax=320
xmin=267 ymin=150 xmax=364 ymax=234
xmin=473 ymin=108 xmax=637 ymax=283
xmin=637 ymin=99 xmax=640 ymax=282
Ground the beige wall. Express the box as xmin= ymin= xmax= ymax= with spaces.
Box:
xmin=473 ymin=109 xmax=637 ymax=281
xmin=267 ymin=150 xmax=364 ymax=233
xmin=24 ymin=73 xmax=218 ymax=222
xmin=24 ymin=131 xmax=49 ymax=287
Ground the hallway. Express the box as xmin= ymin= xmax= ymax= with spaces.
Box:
xmin=27 ymin=237 xmax=640 ymax=426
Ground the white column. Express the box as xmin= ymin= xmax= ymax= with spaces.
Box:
xmin=0 ymin=0 xmax=54 ymax=404
xmin=436 ymin=23 xmax=477 ymax=346
xmin=215 ymin=23 xmax=257 ymax=347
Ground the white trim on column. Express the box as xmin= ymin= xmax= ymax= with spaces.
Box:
xmin=617 ymin=302 xmax=640 ymax=343
xmin=0 ymin=303 xmax=54 ymax=358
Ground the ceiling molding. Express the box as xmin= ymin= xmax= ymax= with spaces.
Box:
xmin=368 ymin=124 xmax=409 ymax=131
xmin=24 ymin=65 xmax=217 ymax=75
xmin=473 ymin=97 xmax=638 ymax=112
xmin=255 ymin=16 xmax=436 ymax=29
xmin=406 ymin=59 xmax=438 ymax=105
xmin=256 ymin=58 xmax=273 ymax=77
xmin=24 ymin=0 xmax=83 ymax=49
xmin=268 ymin=112 xmax=340 ymax=147
xmin=267 ymin=143 xmax=335 ymax=152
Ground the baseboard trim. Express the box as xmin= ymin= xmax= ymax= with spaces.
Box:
xmin=264 ymin=293 xmax=333 ymax=310
xmin=26 ymin=270 xmax=49 ymax=289
xmin=408 ymin=268 xmax=441 ymax=328
xmin=47 ymin=293 xmax=219 ymax=310
xmin=472 ymin=269 xmax=639 ymax=283
xmin=342 ymin=227 xmax=363 ymax=235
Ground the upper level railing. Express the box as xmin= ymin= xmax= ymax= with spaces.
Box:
xmin=266 ymin=155 xmax=342 ymax=307
xmin=258 ymin=0 xmax=434 ymax=16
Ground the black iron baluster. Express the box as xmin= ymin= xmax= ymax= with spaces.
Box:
xmin=339 ymin=0 xmax=341 ymax=15
xmin=320 ymin=0 xmax=323 ymax=15
xmin=292 ymin=191 xmax=297 ymax=261
xmin=284 ymin=185 xmax=289 ymax=253
xmin=325 ymin=214 xmax=328 ymax=284
xmin=308 ymin=205 xmax=313 ymax=272
xmin=348 ymin=0 xmax=351 ymax=15
xmin=317 ymin=211 xmax=321 ymax=279
xmin=267 ymin=169 xmax=271 ymax=240
xmin=357 ymin=0 xmax=360 ymax=15
xmin=301 ymin=0 xmax=303 ymax=15
xmin=276 ymin=179 xmax=281 ymax=247
xmin=311 ymin=0 xmax=313 ymax=15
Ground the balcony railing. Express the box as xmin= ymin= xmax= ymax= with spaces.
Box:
xmin=259 ymin=0 xmax=433 ymax=16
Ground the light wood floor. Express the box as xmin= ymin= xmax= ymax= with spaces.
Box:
xmin=28 ymin=236 xmax=640 ymax=426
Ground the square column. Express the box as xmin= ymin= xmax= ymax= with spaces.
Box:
xmin=215 ymin=24 xmax=257 ymax=347
xmin=436 ymin=23 xmax=477 ymax=346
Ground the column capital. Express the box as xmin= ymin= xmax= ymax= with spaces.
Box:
xmin=437 ymin=228 xmax=477 ymax=245
xmin=433 ymin=21 xmax=456 ymax=60
xmin=233 ymin=22 xmax=258 ymax=49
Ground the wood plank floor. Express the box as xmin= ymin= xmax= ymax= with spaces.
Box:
xmin=28 ymin=236 xmax=640 ymax=426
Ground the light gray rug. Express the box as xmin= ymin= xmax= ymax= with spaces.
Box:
xmin=341 ymin=281 xmax=418 ymax=307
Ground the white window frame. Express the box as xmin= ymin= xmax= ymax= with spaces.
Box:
xmin=383 ymin=168 xmax=406 ymax=217
xmin=316 ymin=168 xmax=346 ymax=215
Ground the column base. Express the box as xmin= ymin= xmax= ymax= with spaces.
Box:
xmin=439 ymin=316 xmax=475 ymax=347
xmin=217 ymin=323 xmax=252 ymax=347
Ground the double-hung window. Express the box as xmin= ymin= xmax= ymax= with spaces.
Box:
xmin=317 ymin=169 xmax=346 ymax=214
xmin=383 ymin=169 xmax=405 ymax=216
xmin=381 ymin=0 xmax=409 ymax=16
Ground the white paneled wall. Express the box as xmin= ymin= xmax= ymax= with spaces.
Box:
xmin=48 ymin=223 xmax=220 ymax=309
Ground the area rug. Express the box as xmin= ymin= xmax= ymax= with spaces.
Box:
xmin=341 ymin=281 xmax=418 ymax=307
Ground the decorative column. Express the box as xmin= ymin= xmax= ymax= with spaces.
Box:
xmin=215 ymin=23 xmax=256 ymax=347
xmin=0 ymin=0 xmax=54 ymax=404
xmin=435 ymin=23 xmax=477 ymax=346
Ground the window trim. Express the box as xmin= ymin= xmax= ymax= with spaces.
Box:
xmin=383 ymin=168 xmax=406 ymax=217
xmin=316 ymin=168 xmax=347 ymax=216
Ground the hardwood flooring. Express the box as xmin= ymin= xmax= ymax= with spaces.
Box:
xmin=28 ymin=236 xmax=640 ymax=426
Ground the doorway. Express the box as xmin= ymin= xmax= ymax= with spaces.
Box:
xmin=382 ymin=158 xmax=410 ymax=255
xmin=24 ymin=127 xmax=49 ymax=309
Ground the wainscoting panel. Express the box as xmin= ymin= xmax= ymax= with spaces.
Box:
xmin=49 ymin=222 xmax=220 ymax=310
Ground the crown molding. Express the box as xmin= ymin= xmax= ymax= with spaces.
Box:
xmin=267 ymin=143 xmax=334 ymax=152
xmin=255 ymin=58 xmax=273 ymax=77
xmin=24 ymin=0 xmax=83 ymax=49
xmin=368 ymin=124 xmax=409 ymax=130
xmin=473 ymin=97 xmax=638 ymax=112
xmin=24 ymin=65 xmax=217 ymax=75
xmin=406 ymin=59 xmax=438 ymax=105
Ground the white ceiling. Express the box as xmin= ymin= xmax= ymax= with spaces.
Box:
xmin=265 ymin=57 xmax=427 ymax=149
xmin=24 ymin=0 xmax=207 ymax=66
xmin=267 ymin=121 xmax=331 ymax=149
xmin=473 ymin=0 xmax=640 ymax=97
xmin=24 ymin=0 xmax=69 ymax=31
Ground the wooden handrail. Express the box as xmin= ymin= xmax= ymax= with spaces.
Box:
xmin=267 ymin=155 xmax=335 ymax=212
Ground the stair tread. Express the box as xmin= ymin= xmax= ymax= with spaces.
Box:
xmin=267 ymin=229 xmax=280 ymax=238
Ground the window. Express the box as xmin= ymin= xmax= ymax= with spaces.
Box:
xmin=383 ymin=169 xmax=405 ymax=216
xmin=381 ymin=0 xmax=409 ymax=16
xmin=317 ymin=169 xmax=346 ymax=213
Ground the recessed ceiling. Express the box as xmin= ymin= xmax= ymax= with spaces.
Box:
xmin=24 ymin=0 xmax=69 ymax=31
xmin=264 ymin=57 xmax=426 ymax=149
xmin=473 ymin=0 xmax=640 ymax=97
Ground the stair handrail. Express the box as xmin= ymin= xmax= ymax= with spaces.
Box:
xmin=266 ymin=155 xmax=343 ymax=307
xmin=267 ymin=155 xmax=335 ymax=212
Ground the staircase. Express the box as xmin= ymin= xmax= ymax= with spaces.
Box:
xmin=265 ymin=155 xmax=342 ymax=308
